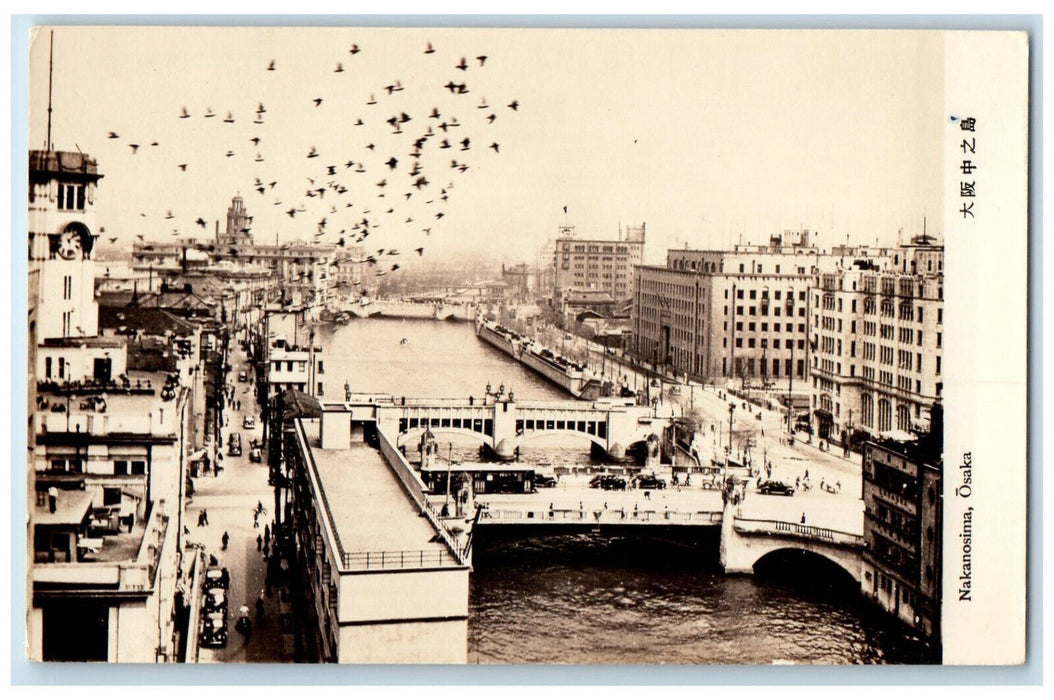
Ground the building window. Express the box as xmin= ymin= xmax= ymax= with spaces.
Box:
xmin=131 ymin=460 xmax=146 ymax=475
xmin=114 ymin=460 xmax=128 ymax=475
xmin=317 ymin=360 xmax=324 ymax=374
xmin=58 ymin=184 xmax=86 ymax=211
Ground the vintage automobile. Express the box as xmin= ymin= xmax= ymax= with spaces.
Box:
xmin=634 ymin=473 xmax=667 ymax=490
xmin=757 ymin=480 xmax=796 ymax=496
xmin=237 ymin=370 xmax=249 ymax=383
xmin=600 ymin=475 xmax=627 ymax=491
xmin=204 ymin=587 xmax=228 ymax=614
xmin=204 ymin=566 xmax=230 ymax=590
xmin=249 ymin=446 xmax=263 ymax=463
xmin=533 ymin=473 xmax=558 ymax=488
xmin=243 ymin=415 xmax=256 ymax=430
xmin=200 ymin=611 xmax=228 ymax=648
xmin=228 ymin=433 xmax=242 ymax=457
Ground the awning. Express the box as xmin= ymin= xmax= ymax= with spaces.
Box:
xmin=879 ymin=429 xmax=917 ymax=442
xmin=282 ymin=389 xmax=323 ymax=419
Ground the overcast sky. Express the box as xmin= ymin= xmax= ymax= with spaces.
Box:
xmin=28 ymin=27 xmax=945 ymax=266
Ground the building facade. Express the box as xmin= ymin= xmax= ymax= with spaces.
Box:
xmin=861 ymin=436 xmax=943 ymax=641
xmin=553 ymin=224 xmax=645 ymax=307
xmin=808 ymin=237 xmax=944 ymax=443
xmin=27 ymin=148 xmax=188 ymax=662
xmin=631 ymin=231 xmax=824 ymax=389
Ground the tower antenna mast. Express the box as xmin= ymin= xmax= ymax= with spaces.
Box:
xmin=46 ymin=30 xmax=54 ymax=151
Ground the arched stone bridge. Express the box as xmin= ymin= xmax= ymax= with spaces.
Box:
xmin=365 ymin=396 xmax=666 ymax=461
xmin=720 ymin=510 xmax=863 ymax=583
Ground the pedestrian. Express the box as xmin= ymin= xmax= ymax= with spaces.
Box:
xmin=796 ymin=477 xmax=801 ymax=489
xmin=202 ymin=509 xmax=209 ymax=526
xmin=264 ymin=524 xmax=270 ymax=543
xmin=197 ymin=511 xmax=204 ymax=527
xmin=800 ymin=512 xmax=806 ymax=525
xmin=257 ymin=534 xmax=263 ymax=551
xmin=221 ymin=531 xmax=229 ymax=549
xmin=254 ymin=511 xmax=259 ymax=528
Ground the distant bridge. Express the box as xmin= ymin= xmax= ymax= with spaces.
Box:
xmin=332 ymin=395 xmax=667 ymax=462
xmin=345 ymin=300 xmax=476 ymax=322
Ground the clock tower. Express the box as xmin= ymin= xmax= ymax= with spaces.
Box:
xmin=29 ymin=149 xmax=103 ymax=340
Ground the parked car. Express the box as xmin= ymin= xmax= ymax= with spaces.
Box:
xmin=757 ymin=480 xmax=796 ymax=496
xmin=237 ymin=370 xmax=249 ymax=382
xmin=600 ymin=475 xmax=627 ymax=491
xmin=534 ymin=474 xmax=557 ymax=488
xmin=228 ymin=433 xmax=242 ymax=457
xmin=588 ymin=474 xmax=606 ymax=489
xmin=249 ymin=446 xmax=263 ymax=463
xmin=203 ymin=587 xmax=228 ymax=613
xmin=635 ymin=473 xmax=667 ymax=490
xmin=200 ymin=611 xmax=228 ymax=648
xmin=243 ymin=415 xmax=256 ymax=430
xmin=203 ymin=566 xmax=230 ymax=590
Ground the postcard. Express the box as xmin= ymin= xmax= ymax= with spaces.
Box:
xmin=21 ymin=25 xmax=1028 ymax=667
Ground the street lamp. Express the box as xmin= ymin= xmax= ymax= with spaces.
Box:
xmin=728 ymin=403 xmax=735 ymax=455
xmin=786 ymin=296 xmax=795 ymax=435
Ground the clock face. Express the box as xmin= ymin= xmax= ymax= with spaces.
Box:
xmin=58 ymin=230 xmax=83 ymax=260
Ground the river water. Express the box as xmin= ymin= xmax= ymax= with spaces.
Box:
xmin=316 ymin=317 xmax=936 ymax=665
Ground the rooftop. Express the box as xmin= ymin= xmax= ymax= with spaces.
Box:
xmin=304 ymin=422 xmax=448 ymax=556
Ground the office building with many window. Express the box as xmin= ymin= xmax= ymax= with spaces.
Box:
xmin=553 ymin=224 xmax=645 ymax=307
xmin=808 ymin=236 xmax=943 ymax=444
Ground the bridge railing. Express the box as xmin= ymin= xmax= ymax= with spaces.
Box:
xmin=733 ymin=518 xmax=863 ymax=545
xmin=478 ymin=508 xmax=722 ymax=525
xmin=341 ymin=549 xmax=464 ymax=571
xmin=375 ymin=428 xmax=470 ymax=566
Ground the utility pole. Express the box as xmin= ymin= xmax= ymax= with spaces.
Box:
xmin=728 ymin=403 xmax=735 ymax=455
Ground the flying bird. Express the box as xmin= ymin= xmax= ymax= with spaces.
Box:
xmin=367 ymin=94 xmax=377 ymax=105
xmin=455 ymin=57 xmax=468 ymax=71
xmin=429 ymin=107 xmax=441 ymax=119
xmin=107 ymin=131 xmax=119 ymax=139
xmin=486 ymin=113 xmax=497 ymax=123
xmin=425 ymin=42 xmax=435 ymax=54
xmin=478 ymin=98 xmax=489 ymax=109
xmin=507 ymin=100 xmax=519 ymax=110
xmin=179 ymin=107 xmax=190 ymax=119
xmin=204 ymin=108 xmax=215 ymax=118
xmin=250 ymin=137 xmax=261 ymax=145
xmin=109 ymin=237 xmax=118 ymax=244
xmin=490 ymin=142 xmax=500 ymax=153
xmin=415 ymin=247 xmax=424 ymax=255
xmin=257 ymin=102 xmax=266 ymax=114
xmin=335 ymin=62 xmax=344 ymax=72
xmin=313 ymin=98 xmax=323 ymax=107
xmin=267 ymin=60 xmax=276 ymax=71
xmin=385 ymin=157 xmax=399 ymax=170
xmin=477 ymin=55 xmax=488 ymax=66
xmin=307 ymin=146 xmax=319 ymax=158
xmin=223 ymin=112 xmax=234 ymax=123
xmin=349 ymin=44 xmax=361 ymax=55
xmin=178 ymin=164 xmax=188 ymax=171
xmin=128 ymin=144 xmax=140 ymax=154
xmin=225 ymin=150 xmax=235 ymax=157
xmin=196 ymin=218 xmax=207 ymax=228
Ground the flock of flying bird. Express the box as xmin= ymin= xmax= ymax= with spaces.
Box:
xmin=101 ymin=40 xmax=520 ymax=282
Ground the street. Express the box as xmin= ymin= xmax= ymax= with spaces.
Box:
xmin=189 ymin=345 xmax=295 ymax=663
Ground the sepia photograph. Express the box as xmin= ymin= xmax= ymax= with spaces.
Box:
xmin=18 ymin=22 xmax=1030 ymax=670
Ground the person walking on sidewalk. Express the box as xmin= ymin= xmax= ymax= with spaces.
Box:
xmin=257 ymin=534 xmax=263 ymax=551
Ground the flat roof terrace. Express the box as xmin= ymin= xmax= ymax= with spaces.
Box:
xmin=302 ymin=422 xmax=453 ymax=570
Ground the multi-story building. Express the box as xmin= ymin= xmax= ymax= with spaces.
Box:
xmin=283 ymin=408 xmax=470 ymax=662
xmin=861 ymin=424 xmax=943 ymax=641
xmin=808 ymin=236 xmax=943 ymax=444
xmin=553 ymin=224 xmax=645 ymax=307
xmin=27 ymin=148 xmax=188 ymax=661
xmin=631 ymin=231 xmax=827 ymax=389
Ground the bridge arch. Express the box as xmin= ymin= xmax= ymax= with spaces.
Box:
xmin=751 ymin=547 xmax=861 ymax=590
xmin=518 ymin=428 xmax=606 ymax=450
xmin=397 ymin=425 xmax=492 ymax=449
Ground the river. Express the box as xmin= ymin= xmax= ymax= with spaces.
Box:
xmin=315 ymin=317 xmax=937 ymax=665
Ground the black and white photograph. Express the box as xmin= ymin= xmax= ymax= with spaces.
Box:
xmin=19 ymin=23 xmax=1029 ymax=669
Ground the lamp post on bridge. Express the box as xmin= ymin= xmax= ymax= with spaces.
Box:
xmin=728 ymin=402 xmax=735 ymax=455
